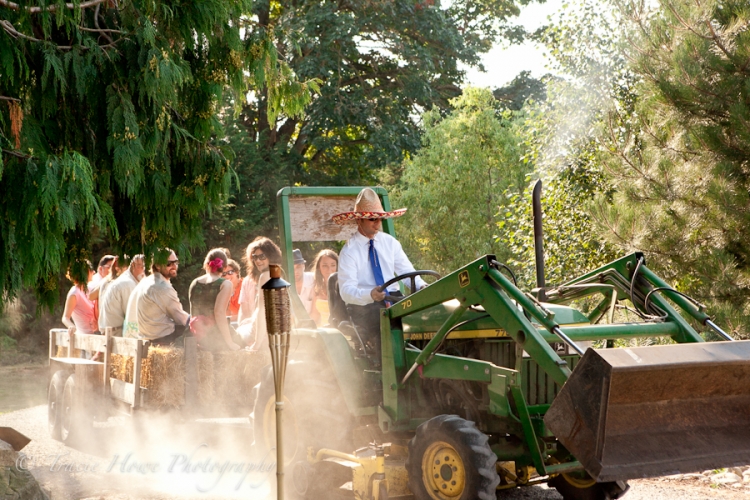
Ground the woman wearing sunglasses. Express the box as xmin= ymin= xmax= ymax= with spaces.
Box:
xmin=237 ymin=236 xmax=282 ymax=349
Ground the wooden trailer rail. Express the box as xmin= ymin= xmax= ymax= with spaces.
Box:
xmin=49 ymin=328 xmax=151 ymax=412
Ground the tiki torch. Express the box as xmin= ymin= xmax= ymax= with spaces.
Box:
xmin=262 ymin=264 xmax=291 ymax=500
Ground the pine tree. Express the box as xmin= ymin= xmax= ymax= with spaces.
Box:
xmin=594 ymin=0 xmax=750 ymax=335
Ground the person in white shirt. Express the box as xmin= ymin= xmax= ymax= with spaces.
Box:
xmin=333 ymin=188 xmax=426 ymax=353
xmin=98 ymin=255 xmax=145 ymax=336
xmin=292 ymin=248 xmax=315 ymax=314
xmin=87 ymin=254 xmax=116 ymax=297
xmin=127 ymin=250 xmax=190 ymax=345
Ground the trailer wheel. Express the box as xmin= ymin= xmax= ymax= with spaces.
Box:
xmin=48 ymin=370 xmax=67 ymax=441
xmin=60 ymin=374 xmax=92 ymax=446
xmin=406 ymin=415 xmax=499 ymax=500
xmin=549 ymin=472 xmax=629 ymax=500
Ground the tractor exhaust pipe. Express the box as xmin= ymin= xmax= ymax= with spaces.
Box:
xmin=532 ymin=180 xmax=546 ymax=295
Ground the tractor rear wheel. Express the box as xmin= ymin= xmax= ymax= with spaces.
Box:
xmin=549 ymin=472 xmax=629 ymax=500
xmin=48 ymin=370 xmax=68 ymax=441
xmin=406 ymin=414 xmax=499 ymax=500
xmin=252 ymin=361 xmax=354 ymax=463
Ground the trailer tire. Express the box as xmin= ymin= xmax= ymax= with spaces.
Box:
xmin=406 ymin=414 xmax=499 ymax=500
xmin=48 ymin=370 xmax=67 ymax=441
xmin=549 ymin=472 xmax=629 ymax=500
xmin=60 ymin=374 xmax=92 ymax=446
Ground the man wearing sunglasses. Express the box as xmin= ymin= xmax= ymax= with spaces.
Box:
xmin=124 ymin=249 xmax=191 ymax=345
xmin=333 ymin=188 xmax=426 ymax=358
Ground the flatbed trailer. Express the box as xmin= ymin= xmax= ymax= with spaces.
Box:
xmin=47 ymin=328 xmax=262 ymax=445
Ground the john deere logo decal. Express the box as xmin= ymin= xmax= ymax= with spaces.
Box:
xmin=459 ymin=271 xmax=470 ymax=288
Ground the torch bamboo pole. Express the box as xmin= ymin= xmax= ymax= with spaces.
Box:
xmin=262 ymin=264 xmax=291 ymax=500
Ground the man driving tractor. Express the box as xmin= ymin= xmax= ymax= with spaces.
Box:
xmin=333 ymin=187 xmax=427 ymax=355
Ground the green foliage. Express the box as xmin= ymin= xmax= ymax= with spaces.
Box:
xmin=496 ymin=0 xmax=630 ymax=287
xmin=210 ymin=0 xmax=537 ymax=244
xmin=589 ymin=0 xmax=750 ymax=336
xmin=0 ymin=0 xmax=311 ymax=310
xmin=392 ymin=88 xmax=531 ymax=275
xmin=493 ymin=70 xmax=550 ymax=111
xmin=502 ymin=169 xmax=618 ymax=288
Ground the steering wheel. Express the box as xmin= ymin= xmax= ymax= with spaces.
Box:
xmin=379 ymin=270 xmax=442 ymax=303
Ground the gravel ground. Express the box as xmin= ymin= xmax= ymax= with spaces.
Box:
xmin=1 ymin=405 xmax=749 ymax=500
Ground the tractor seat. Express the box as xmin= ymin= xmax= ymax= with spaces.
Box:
xmin=327 ymin=272 xmax=350 ymax=330
xmin=327 ymin=272 xmax=368 ymax=352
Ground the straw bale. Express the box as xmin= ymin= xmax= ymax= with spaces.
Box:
xmin=145 ymin=345 xmax=186 ymax=407
xmin=106 ymin=344 xmax=268 ymax=411
xmin=110 ymin=353 xmax=134 ymax=382
xmin=55 ymin=345 xmax=83 ymax=358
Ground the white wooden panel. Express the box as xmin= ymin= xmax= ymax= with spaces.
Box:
xmin=289 ymin=195 xmax=358 ymax=242
xmin=73 ymin=333 xmax=107 ymax=352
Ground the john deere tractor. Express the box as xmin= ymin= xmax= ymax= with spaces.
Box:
xmin=252 ymin=185 xmax=750 ymax=500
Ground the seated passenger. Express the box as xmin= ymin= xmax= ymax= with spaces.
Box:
xmin=222 ymin=258 xmax=243 ymax=322
xmin=90 ymin=256 xmax=126 ymax=302
xmin=309 ymin=249 xmax=338 ymax=327
xmin=62 ymin=261 xmax=98 ymax=335
xmin=87 ymin=254 xmax=116 ymax=298
xmin=293 ymin=249 xmax=314 ymax=313
xmin=188 ymin=249 xmax=243 ymax=351
xmin=130 ymin=249 xmax=190 ymax=346
xmin=98 ymin=255 xmax=145 ymax=336
xmin=333 ymin=188 xmax=426 ymax=356
xmin=237 ymin=237 xmax=282 ymax=349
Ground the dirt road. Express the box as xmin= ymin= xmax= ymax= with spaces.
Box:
xmin=1 ymin=405 xmax=748 ymax=499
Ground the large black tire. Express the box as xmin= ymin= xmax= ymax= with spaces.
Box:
xmin=48 ymin=370 xmax=67 ymax=441
xmin=60 ymin=374 xmax=93 ymax=446
xmin=252 ymin=361 xmax=354 ymax=463
xmin=549 ymin=472 xmax=629 ymax=500
xmin=406 ymin=414 xmax=499 ymax=500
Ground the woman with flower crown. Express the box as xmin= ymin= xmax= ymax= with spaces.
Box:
xmin=188 ymin=248 xmax=243 ymax=351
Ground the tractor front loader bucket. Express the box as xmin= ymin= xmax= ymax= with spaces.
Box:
xmin=545 ymin=340 xmax=750 ymax=482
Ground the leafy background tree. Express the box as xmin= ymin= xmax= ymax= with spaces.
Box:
xmin=208 ymin=0 xmax=539 ymax=251
xmin=391 ymin=87 xmax=529 ymax=275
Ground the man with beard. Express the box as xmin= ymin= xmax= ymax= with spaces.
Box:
xmin=126 ymin=249 xmax=190 ymax=345
xmin=98 ymin=254 xmax=146 ymax=336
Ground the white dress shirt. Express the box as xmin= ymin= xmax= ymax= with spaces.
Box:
xmin=98 ymin=269 xmax=138 ymax=331
xmin=299 ymin=272 xmax=315 ymax=312
xmin=338 ymin=230 xmax=425 ymax=306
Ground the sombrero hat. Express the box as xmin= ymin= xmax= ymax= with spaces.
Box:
xmin=332 ymin=188 xmax=407 ymax=225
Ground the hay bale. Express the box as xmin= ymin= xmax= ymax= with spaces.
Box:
xmin=130 ymin=345 xmax=215 ymax=409
xmin=144 ymin=345 xmax=185 ymax=408
xmin=110 ymin=353 xmax=134 ymax=382
xmin=106 ymin=345 xmax=268 ymax=411
xmin=55 ymin=345 xmax=83 ymax=358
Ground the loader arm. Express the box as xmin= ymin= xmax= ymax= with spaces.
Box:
xmin=386 ymin=255 xmax=573 ymax=387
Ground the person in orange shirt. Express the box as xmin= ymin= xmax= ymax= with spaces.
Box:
xmin=223 ymin=258 xmax=242 ymax=322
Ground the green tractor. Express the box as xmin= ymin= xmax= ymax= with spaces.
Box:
xmin=252 ymin=185 xmax=750 ymax=500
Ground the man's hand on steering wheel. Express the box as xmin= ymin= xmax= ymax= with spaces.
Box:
xmin=370 ymin=287 xmax=386 ymax=302
xmin=377 ymin=270 xmax=442 ymax=304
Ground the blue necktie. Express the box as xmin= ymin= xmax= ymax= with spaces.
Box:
xmin=369 ymin=239 xmax=385 ymax=287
